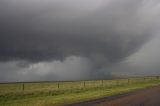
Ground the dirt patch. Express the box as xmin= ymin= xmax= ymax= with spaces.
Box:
xmin=65 ymin=86 xmax=160 ymax=106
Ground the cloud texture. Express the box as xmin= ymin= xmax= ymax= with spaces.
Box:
xmin=0 ymin=0 xmax=160 ymax=82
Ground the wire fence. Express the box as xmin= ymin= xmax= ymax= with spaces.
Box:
xmin=0 ymin=76 xmax=160 ymax=94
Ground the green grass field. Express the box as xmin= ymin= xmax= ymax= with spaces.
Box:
xmin=0 ymin=77 xmax=160 ymax=106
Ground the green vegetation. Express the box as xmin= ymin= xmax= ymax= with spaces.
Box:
xmin=0 ymin=77 xmax=160 ymax=106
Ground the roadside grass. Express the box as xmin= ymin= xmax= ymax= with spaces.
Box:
xmin=0 ymin=77 xmax=160 ymax=106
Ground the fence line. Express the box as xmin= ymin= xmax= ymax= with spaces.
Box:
xmin=1 ymin=76 xmax=160 ymax=93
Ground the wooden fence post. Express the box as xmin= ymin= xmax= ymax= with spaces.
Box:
xmin=58 ymin=82 xmax=60 ymax=89
xmin=84 ymin=81 xmax=85 ymax=88
xmin=22 ymin=83 xmax=24 ymax=91
xmin=128 ymin=79 xmax=130 ymax=84
xmin=101 ymin=80 xmax=103 ymax=86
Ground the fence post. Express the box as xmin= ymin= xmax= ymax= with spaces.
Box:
xmin=22 ymin=83 xmax=24 ymax=91
xmin=58 ymin=82 xmax=60 ymax=89
xmin=84 ymin=81 xmax=85 ymax=88
xmin=101 ymin=80 xmax=103 ymax=86
xmin=128 ymin=79 xmax=130 ymax=84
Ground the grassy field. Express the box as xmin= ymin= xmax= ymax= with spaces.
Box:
xmin=0 ymin=77 xmax=160 ymax=106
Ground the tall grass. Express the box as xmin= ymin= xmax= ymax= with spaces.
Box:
xmin=0 ymin=76 xmax=160 ymax=106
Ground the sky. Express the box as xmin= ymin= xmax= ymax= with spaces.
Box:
xmin=0 ymin=0 xmax=160 ymax=82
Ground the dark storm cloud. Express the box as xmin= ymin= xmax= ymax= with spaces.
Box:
xmin=0 ymin=0 xmax=160 ymax=81
xmin=0 ymin=0 xmax=157 ymax=63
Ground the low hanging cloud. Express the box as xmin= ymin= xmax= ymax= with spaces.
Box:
xmin=0 ymin=56 xmax=91 ymax=82
xmin=0 ymin=0 xmax=160 ymax=81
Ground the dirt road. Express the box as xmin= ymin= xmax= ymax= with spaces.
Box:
xmin=66 ymin=86 xmax=160 ymax=106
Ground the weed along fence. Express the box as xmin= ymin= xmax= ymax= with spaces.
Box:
xmin=0 ymin=76 xmax=159 ymax=94
xmin=0 ymin=76 xmax=160 ymax=106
